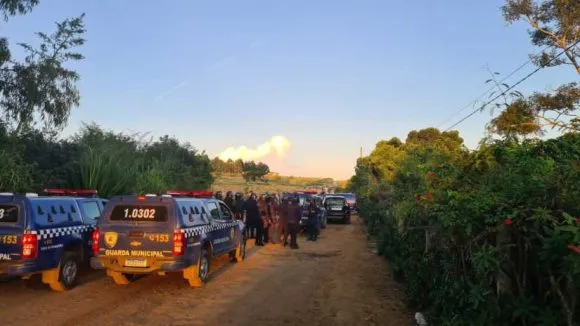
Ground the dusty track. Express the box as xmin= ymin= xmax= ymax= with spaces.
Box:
xmin=0 ymin=215 xmax=413 ymax=326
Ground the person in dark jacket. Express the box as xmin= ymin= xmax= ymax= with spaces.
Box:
xmin=234 ymin=192 xmax=245 ymax=221
xmin=224 ymin=191 xmax=235 ymax=212
xmin=243 ymin=192 xmax=264 ymax=246
xmin=306 ymin=198 xmax=321 ymax=241
xmin=287 ymin=197 xmax=301 ymax=249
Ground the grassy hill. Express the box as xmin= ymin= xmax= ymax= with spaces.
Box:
xmin=211 ymin=173 xmax=348 ymax=194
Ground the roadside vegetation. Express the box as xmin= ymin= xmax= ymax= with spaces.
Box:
xmin=349 ymin=1 xmax=580 ymax=325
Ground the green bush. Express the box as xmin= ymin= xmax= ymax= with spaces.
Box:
xmin=350 ymin=129 xmax=580 ymax=325
xmin=0 ymin=123 xmax=214 ymax=197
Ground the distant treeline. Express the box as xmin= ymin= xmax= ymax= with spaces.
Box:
xmin=211 ymin=158 xmax=341 ymax=187
xmin=210 ymin=157 xmax=270 ymax=181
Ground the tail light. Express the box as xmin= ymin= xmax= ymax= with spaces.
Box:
xmin=22 ymin=233 xmax=38 ymax=259
xmin=173 ymin=231 xmax=185 ymax=257
xmin=92 ymin=229 xmax=100 ymax=255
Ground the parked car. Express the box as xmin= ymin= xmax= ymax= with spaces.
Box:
xmin=323 ymin=195 xmax=351 ymax=224
xmin=333 ymin=193 xmax=358 ymax=213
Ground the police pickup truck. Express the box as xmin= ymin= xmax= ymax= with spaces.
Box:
xmin=90 ymin=191 xmax=246 ymax=288
xmin=0 ymin=189 xmax=105 ymax=291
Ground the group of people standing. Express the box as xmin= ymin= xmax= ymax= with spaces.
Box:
xmin=215 ymin=191 xmax=323 ymax=250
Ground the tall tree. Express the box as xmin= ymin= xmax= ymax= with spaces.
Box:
xmin=489 ymin=0 xmax=580 ymax=135
xmin=503 ymin=0 xmax=579 ymax=73
xmin=0 ymin=0 xmax=86 ymax=133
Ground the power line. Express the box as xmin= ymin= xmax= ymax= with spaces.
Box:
xmin=436 ymin=44 xmax=555 ymax=129
xmin=436 ymin=59 xmax=534 ymax=129
xmin=444 ymin=40 xmax=580 ymax=132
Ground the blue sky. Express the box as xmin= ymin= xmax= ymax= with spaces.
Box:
xmin=3 ymin=0 xmax=577 ymax=179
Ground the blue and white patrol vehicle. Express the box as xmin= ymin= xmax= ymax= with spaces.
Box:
xmin=90 ymin=190 xmax=246 ymax=287
xmin=0 ymin=189 xmax=105 ymax=291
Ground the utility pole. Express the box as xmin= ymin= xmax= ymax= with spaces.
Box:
xmin=360 ymin=146 xmax=363 ymax=158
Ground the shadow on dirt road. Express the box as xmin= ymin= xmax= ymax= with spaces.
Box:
xmin=0 ymin=215 xmax=413 ymax=326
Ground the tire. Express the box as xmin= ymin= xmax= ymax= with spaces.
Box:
xmin=49 ymin=251 xmax=80 ymax=292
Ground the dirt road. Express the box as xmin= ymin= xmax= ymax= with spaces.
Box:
xmin=0 ymin=215 xmax=413 ymax=326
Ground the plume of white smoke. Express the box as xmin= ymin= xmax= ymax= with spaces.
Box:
xmin=218 ymin=135 xmax=291 ymax=161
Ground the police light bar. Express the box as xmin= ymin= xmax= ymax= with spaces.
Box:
xmin=296 ymin=190 xmax=318 ymax=194
xmin=165 ymin=190 xmax=214 ymax=198
xmin=42 ymin=188 xmax=98 ymax=197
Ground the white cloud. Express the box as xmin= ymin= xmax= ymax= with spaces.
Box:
xmin=218 ymin=135 xmax=291 ymax=161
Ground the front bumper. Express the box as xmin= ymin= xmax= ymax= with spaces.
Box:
xmin=91 ymin=256 xmax=193 ymax=274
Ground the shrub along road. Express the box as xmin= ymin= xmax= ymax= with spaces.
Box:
xmin=0 ymin=216 xmax=413 ymax=326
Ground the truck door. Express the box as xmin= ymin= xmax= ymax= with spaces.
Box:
xmin=205 ymin=201 xmax=229 ymax=256
xmin=217 ymin=202 xmax=237 ymax=252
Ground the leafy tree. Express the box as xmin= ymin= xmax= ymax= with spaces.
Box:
xmin=493 ymin=0 xmax=580 ymax=135
xmin=488 ymin=98 xmax=542 ymax=139
xmin=503 ymin=0 xmax=579 ymax=73
xmin=143 ymin=135 xmax=213 ymax=190
xmin=405 ymin=128 xmax=464 ymax=153
xmin=366 ymin=138 xmax=405 ymax=180
xmin=212 ymin=157 xmax=270 ymax=180
xmin=0 ymin=0 xmax=86 ymax=133
xmin=242 ymin=161 xmax=270 ymax=182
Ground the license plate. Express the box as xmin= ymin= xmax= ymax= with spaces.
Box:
xmin=331 ymin=207 xmax=341 ymax=210
xmin=124 ymin=259 xmax=147 ymax=267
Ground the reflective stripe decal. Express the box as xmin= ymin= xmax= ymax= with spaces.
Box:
xmin=25 ymin=225 xmax=95 ymax=239
xmin=179 ymin=221 xmax=239 ymax=238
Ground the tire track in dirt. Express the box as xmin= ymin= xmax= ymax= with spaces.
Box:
xmin=0 ymin=216 xmax=413 ymax=326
